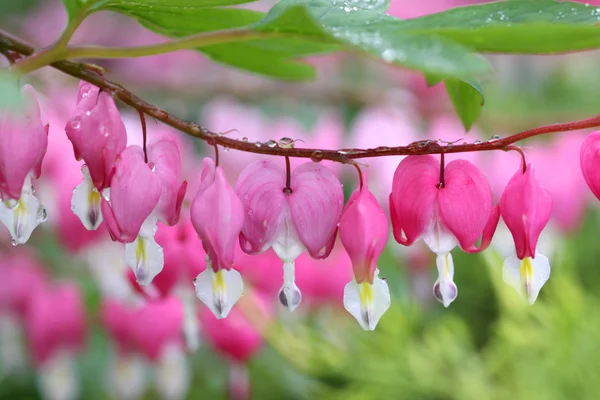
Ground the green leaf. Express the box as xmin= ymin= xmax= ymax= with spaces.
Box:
xmin=259 ymin=0 xmax=491 ymax=79
xmin=445 ymin=78 xmax=484 ymax=131
xmin=62 ymin=0 xmax=81 ymax=20
xmin=425 ymin=74 xmax=443 ymax=87
xmin=395 ymin=1 xmax=600 ymax=53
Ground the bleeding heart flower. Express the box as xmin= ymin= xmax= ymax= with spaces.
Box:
xmin=191 ymin=158 xmax=245 ymax=319
xmin=389 ymin=155 xmax=499 ymax=307
xmin=581 ymin=131 xmax=600 ymax=202
xmin=235 ymin=160 xmax=343 ymax=312
xmin=101 ymin=146 xmax=163 ymax=286
xmin=147 ymin=133 xmax=187 ymax=226
xmin=66 ymin=82 xmax=127 ymax=232
xmin=0 ymin=85 xmax=49 ymax=244
xmin=500 ymin=159 xmax=552 ymax=304
xmin=339 ymin=177 xmax=390 ymax=330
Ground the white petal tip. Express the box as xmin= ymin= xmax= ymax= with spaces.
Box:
xmin=433 ymin=253 xmax=457 ymax=307
xmin=343 ymin=274 xmax=391 ymax=331
xmin=0 ymin=186 xmax=45 ymax=245
xmin=71 ymin=172 xmax=103 ymax=230
xmin=502 ymin=253 xmax=550 ymax=305
xmin=195 ymin=268 xmax=244 ymax=319
xmin=125 ymin=230 xmax=164 ymax=287
xmin=278 ymin=283 xmax=302 ymax=312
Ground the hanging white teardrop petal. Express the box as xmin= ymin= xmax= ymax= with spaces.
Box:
xmin=0 ymin=176 xmax=46 ymax=245
xmin=343 ymin=271 xmax=391 ymax=331
xmin=194 ymin=267 xmax=244 ymax=319
xmin=108 ymin=353 xmax=147 ymax=400
xmin=432 ymin=252 xmax=458 ymax=308
xmin=153 ymin=343 xmax=190 ymax=400
xmin=71 ymin=166 xmax=103 ymax=230
xmin=37 ymin=350 xmax=79 ymax=400
xmin=502 ymin=252 xmax=550 ymax=304
xmin=125 ymin=216 xmax=163 ymax=286
xmin=278 ymin=261 xmax=302 ymax=312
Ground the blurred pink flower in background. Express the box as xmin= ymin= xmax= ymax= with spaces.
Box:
xmin=350 ymin=106 xmax=419 ymax=207
xmin=295 ymin=244 xmax=353 ymax=309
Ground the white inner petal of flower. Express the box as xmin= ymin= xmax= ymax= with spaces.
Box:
xmin=271 ymin=208 xmax=304 ymax=262
xmin=194 ymin=263 xmax=244 ymax=319
xmin=423 ymin=207 xmax=458 ymax=255
xmin=433 ymin=252 xmax=458 ymax=308
xmin=108 ymin=352 xmax=147 ymax=400
xmin=502 ymin=251 xmax=551 ymax=305
xmin=37 ymin=349 xmax=79 ymax=400
xmin=125 ymin=216 xmax=164 ymax=286
xmin=153 ymin=342 xmax=190 ymax=400
xmin=0 ymin=174 xmax=46 ymax=245
xmin=343 ymin=270 xmax=391 ymax=331
xmin=71 ymin=165 xmax=103 ymax=230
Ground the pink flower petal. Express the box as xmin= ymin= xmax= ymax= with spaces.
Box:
xmin=389 ymin=155 xmax=439 ymax=246
xmin=289 ymin=162 xmax=344 ymax=259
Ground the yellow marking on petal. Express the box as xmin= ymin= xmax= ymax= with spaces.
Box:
xmin=359 ymin=282 xmax=373 ymax=307
xmin=212 ymin=269 xmax=226 ymax=294
xmin=444 ymin=254 xmax=451 ymax=279
xmin=136 ymin=238 xmax=146 ymax=264
xmin=520 ymin=257 xmax=534 ymax=291
xmin=88 ymin=188 xmax=101 ymax=207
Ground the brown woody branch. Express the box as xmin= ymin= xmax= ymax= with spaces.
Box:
xmin=2 ymin=29 xmax=600 ymax=165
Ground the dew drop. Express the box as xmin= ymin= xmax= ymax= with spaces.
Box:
xmin=70 ymin=117 xmax=82 ymax=130
xmin=223 ymin=147 xmax=230 ymax=152
xmin=37 ymin=207 xmax=48 ymax=223
xmin=255 ymin=142 xmax=263 ymax=148
xmin=10 ymin=239 xmax=17 ymax=247
xmin=310 ymin=150 xmax=323 ymax=163
xmin=241 ymin=137 xmax=248 ymax=143
xmin=266 ymin=140 xmax=277 ymax=148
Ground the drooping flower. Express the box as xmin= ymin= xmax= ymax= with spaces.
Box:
xmin=102 ymin=297 xmax=189 ymax=400
xmin=129 ymin=297 xmax=189 ymax=400
xmin=339 ymin=177 xmax=390 ymax=330
xmin=389 ymin=155 xmax=499 ymax=307
xmin=66 ymin=81 xmax=127 ymax=231
xmin=500 ymin=160 xmax=552 ymax=304
xmin=146 ymin=134 xmax=187 ymax=226
xmin=101 ymin=146 xmax=163 ymax=285
xmin=0 ymin=252 xmax=48 ymax=374
xmin=235 ymin=160 xmax=344 ymax=311
xmin=581 ymin=131 xmax=600 ymax=202
xmin=191 ymin=158 xmax=245 ymax=319
xmin=199 ymin=291 xmax=271 ymax=400
xmin=0 ymin=85 xmax=49 ymax=244
xmin=25 ymin=283 xmax=87 ymax=400
xmin=101 ymin=299 xmax=148 ymax=400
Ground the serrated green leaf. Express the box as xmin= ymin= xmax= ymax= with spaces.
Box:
xmin=396 ymin=0 xmax=600 ymax=53
xmin=445 ymin=78 xmax=484 ymax=131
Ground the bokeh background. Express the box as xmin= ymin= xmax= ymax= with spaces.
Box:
xmin=2 ymin=0 xmax=600 ymax=399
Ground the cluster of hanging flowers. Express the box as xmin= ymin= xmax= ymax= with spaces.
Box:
xmin=4 ymin=81 xmax=600 ymax=331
